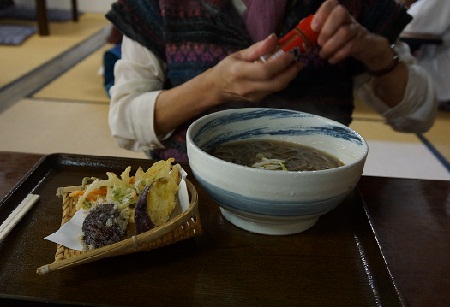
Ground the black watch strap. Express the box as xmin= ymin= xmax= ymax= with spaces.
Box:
xmin=367 ymin=44 xmax=401 ymax=77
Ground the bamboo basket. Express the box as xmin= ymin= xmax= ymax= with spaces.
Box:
xmin=37 ymin=179 xmax=201 ymax=275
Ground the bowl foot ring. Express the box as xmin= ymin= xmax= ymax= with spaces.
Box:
xmin=219 ymin=208 xmax=320 ymax=235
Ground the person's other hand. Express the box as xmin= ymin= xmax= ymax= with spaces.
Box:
xmin=208 ymin=34 xmax=303 ymax=104
xmin=311 ymin=0 xmax=395 ymax=73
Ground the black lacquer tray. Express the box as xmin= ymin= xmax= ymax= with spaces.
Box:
xmin=0 ymin=153 xmax=403 ymax=306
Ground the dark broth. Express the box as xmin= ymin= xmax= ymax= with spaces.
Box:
xmin=209 ymin=139 xmax=344 ymax=171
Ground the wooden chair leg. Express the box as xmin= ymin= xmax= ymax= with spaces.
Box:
xmin=71 ymin=0 xmax=78 ymax=21
xmin=36 ymin=0 xmax=50 ymax=36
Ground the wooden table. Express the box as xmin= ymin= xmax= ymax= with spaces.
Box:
xmin=0 ymin=151 xmax=449 ymax=306
xmin=400 ymin=32 xmax=443 ymax=52
xmin=35 ymin=0 xmax=78 ymax=36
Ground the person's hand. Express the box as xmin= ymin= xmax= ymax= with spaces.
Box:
xmin=207 ymin=34 xmax=303 ymax=104
xmin=311 ymin=0 xmax=395 ymax=73
xmin=154 ymin=34 xmax=302 ymax=136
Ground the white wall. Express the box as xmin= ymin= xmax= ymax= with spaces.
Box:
xmin=15 ymin=0 xmax=115 ymax=14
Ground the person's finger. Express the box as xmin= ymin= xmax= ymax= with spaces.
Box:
xmin=311 ymin=0 xmax=339 ymax=32
xmin=228 ymin=49 xmax=297 ymax=83
xmin=246 ymin=61 xmax=303 ymax=96
xmin=318 ymin=5 xmax=352 ymax=46
xmin=239 ymin=34 xmax=279 ymax=62
xmin=326 ymin=41 xmax=354 ymax=64
xmin=319 ymin=19 xmax=359 ymax=60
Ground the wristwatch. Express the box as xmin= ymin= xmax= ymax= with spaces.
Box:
xmin=367 ymin=44 xmax=400 ymax=77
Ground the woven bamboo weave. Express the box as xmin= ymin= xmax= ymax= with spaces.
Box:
xmin=36 ymin=179 xmax=201 ymax=275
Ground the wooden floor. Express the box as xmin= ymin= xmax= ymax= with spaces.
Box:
xmin=0 ymin=14 xmax=449 ymax=179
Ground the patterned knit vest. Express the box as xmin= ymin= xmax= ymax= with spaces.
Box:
xmin=106 ymin=0 xmax=411 ymax=162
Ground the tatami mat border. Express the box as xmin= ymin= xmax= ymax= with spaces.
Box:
xmin=0 ymin=25 xmax=110 ymax=113
xmin=417 ymin=133 xmax=450 ymax=173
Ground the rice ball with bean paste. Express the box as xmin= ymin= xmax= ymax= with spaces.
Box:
xmin=81 ymin=203 xmax=128 ymax=250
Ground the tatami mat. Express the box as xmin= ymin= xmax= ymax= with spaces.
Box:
xmin=351 ymin=98 xmax=450 ymax=169
xmin=33 ymin=44 xmax=111 ymax=103
xmin=351 ymin=96 xmax=450 ymax=168
xmin=0 ymin=13 xmax=109 ymax=88
xmin=351 ymin=100 xmax=450 ymax=179
xmin=422 ymin=112 xmax=450 ymax=163
xmin=364 ymin=141 xmax=449 ymax=179
xmin=350 ymin=120 xmax=450 ymax=180
xmin=350 ymin=119 xmax=420 ymax=143
xmin=0 ymin=98 xmax=145 ymax=158
xmin=352 ymin=97 xmax=383 ymax=121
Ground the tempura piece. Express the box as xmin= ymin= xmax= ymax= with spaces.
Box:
xmin=135 ymin=164 xmax=181 ymax=234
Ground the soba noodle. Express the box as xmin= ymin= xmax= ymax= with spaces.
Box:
xmin=209 ymin=139 xmax=344 ymax=171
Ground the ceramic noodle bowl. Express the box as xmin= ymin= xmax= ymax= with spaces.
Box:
xmin=186 ymin=108 xmax=369 ymax=235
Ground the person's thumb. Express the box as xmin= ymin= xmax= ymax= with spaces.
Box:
xmin=239 ymin=33 xmax=279 ymax=62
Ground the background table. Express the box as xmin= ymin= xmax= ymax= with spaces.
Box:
xmin=400 ymin=32 xmax=443 ymax=52
xmin=35 ymin=0 xmax=78 ymax=36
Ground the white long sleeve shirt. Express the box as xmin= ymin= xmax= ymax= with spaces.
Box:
xmin=403 ymin=0 xmax=450 ymax=102
xmin=109 ymin=6 xmax=436 ymax=152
